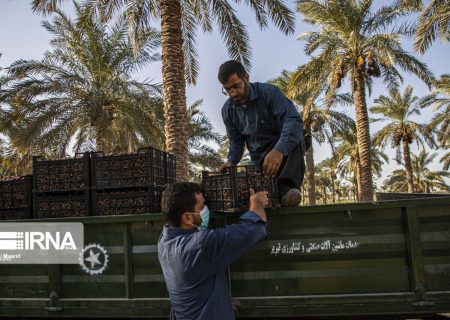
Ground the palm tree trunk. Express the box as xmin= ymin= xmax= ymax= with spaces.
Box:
xmin=353 ymin=69 xmax=374 ymax=202
xmin=356 ymin=161 xmax=362 ymax=202
xmin=331 ymin=174 xmax=336 ymax=204
xmin=160 ymin=0 xmax=188 ymax=181
xmin=96 ymin=124 xmax=108 ymax=153
xmin=353 ymin=164 xmax=359 ymax=202
xmin=127 ymin=136 xmax=133 ymax=153
xmin=402 ymin=139 xmax=415 ymax=192
xmin=305 ymin=127 xmax=316 ymax=205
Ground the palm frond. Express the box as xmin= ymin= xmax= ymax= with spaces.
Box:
xmin=211 ymin=0 xmax=252 ymax=71
xmin=181 ymin=2 xmax=199 ymax=85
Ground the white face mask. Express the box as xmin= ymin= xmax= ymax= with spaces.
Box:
xmin=199 ymin=205 xmax=210 ymax=230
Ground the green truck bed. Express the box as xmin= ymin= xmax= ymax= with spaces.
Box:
xmin=0 ymin=197 xmax=449 ymax=318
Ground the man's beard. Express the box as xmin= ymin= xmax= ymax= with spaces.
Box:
xmin=233 ymin=81 xmax=250 ymax=105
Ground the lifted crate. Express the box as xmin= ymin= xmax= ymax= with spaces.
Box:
xmin=34 ymin=193 xmax=90 ymax=218
xmin=0 ymin=175 xmax=32 ymax=210
xmin=91 ymin=147 xmax=168 ymax=189
xmin=202 ymin=165 xmax=279 ymax=212
xmin=33 ymin=153 xmax=90 ymax=193
xmin=92 ymin=186 xmax=163 ymax=216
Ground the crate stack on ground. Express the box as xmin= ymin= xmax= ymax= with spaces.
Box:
xmin=201 ymin=165 xmax=279 ymax=212
xmin=0 ymin=175 xmax=33 ymax=220
xmin=32 ymin=153 xmax=91 ymax=218
xmin=91 ymin=147 xmax=176 ymax=216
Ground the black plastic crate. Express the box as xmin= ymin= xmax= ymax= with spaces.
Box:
xmin=91 ymin=147 xmax=167 ymax=189
xmin=165 ymin=153 xmax=176 ymax=184
xmin=33 ymin=153 xmax=90 ymax=193
xmin=34 ymin=193 xmax=90 ymax=218
xmin=0 ymin=175 xmax=33 ymax=210
xmin=202 ymin=165 xmax=279 ymax=213
xmin=0 ymin=208 xmax=32 ymax=220
xmin=152 ymin=148 xmax=166 ymax=186
xmin=92 ymin=186 xmax=163 ymax=216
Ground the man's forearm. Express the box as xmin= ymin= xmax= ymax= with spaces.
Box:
xmin=249 ymin=204 xmax=267 ymax=222
xmin=274 ymin=118 xmax=303 ymax=155
xmin=228 ymin=140 xmax=245 ymax=165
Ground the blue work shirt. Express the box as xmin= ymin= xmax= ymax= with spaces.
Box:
xmin=222 ymin=82 xmax=304 ymax=165
xmin=157 ymin=211 xmax=267 ymax=320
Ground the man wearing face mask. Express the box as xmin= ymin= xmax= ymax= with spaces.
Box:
xmin=157 ymin=182 xmax=269 ymax=320
xmin=218 ymin=60 xmax=306 ymax=207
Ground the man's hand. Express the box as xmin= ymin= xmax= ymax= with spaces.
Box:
xmin=249 ymin=188 xmax=268 ymax=222
xmin=263 ymin=149 xmax=283 ymax=178
xmin=217 ymin=161 xmax=232 ymax=173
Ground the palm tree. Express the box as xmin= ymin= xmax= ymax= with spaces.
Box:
xmin=0 ymin=136 xmax=15 ymax=176
xmin=317 ymin=155 xmax=341 ymax=204
xmin=294 ymin=0 xmax=434 ymax=201
xmin=334 ymin=121 xmax=389 ymax=201
xmin=441 ymin=152 xmax=450 ymax=171
xmin=382 ymin=150 xmax=450 ymax=193
xmin=186 ymin=99 xmax=222 ymax=180
xmin=315 ymin=161 xmax=333 ymax=204
xmin=0 ymin=140 xmax=34 ymax=177
xmin=427 ymin=74 xmax=450 ymax=174
xmin=0 ymin=7 xmax=163 ymax=157
xmin=217 ymin=137 xmax=251 ymax=167
xmin=428 ymin=74 xmax=450 ymax=146
xmin=32 ymin=0 xmax=295 ymax=181
xmin=270 ymin=70 xmax=354 ymax=205
xmin=370 ymin=85 xmax=436 ymax=192
xmin=337 ymin=180 xmax=355 ymax=203
xmin=398 ymin=0 xmax=449 ymax=54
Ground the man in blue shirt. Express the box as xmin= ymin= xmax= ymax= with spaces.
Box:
xmin=218 ymin=60 xmax=305 ymax=207
xmin=158 ymin=182 xmax=268 ymax=320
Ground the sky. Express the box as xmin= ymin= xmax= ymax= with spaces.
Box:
xmin=0 ymin=0 xmax=449 ymax=186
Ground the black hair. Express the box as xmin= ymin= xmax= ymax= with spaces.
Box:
xmin=218 ymin=60 xmax=247 ymax=84
xmin=161 ymin=182 xmax=202 ymax=227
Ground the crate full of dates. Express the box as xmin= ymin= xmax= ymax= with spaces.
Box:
xmin=33 ymin=153 xmax=90 ymax=193
xmin=34 ymin=193 xmax=90 ymax=218
xmin=0 ymin=175 xmax=33 ymax=210
xmin=0 ymin=175 xmax=33 ymax=220
xmin=91 ymin=147 xmax=173 ymax=189
xmin=201 ymin=165 xmax=279 ymax=213
xmin=92 ymin=186 xmax=164 ymax=216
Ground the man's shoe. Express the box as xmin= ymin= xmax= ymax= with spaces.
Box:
xmin=280 ymin=188 xmax=302 ymax=207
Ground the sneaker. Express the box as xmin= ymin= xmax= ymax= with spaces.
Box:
xmin=280 ymin=188 xmax=302 ymax=207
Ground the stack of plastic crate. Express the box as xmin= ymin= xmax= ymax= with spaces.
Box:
xmin=32 ymin=153 xmax=91 ymax=218
xmin=91 ymin=147 xmax=175 ymax=216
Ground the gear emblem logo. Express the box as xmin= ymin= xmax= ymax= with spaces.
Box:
xmin=79 ymin=243 xmax=109 ymax=275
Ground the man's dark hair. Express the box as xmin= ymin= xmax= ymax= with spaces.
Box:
xmin=218 ymin=60 xmax=247 ymax=84
xmin=161 ymin=182 xmax=202 ymax=227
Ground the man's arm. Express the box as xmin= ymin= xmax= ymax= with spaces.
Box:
xmin=271 ymin=86 xmax=304 ymax=156
xmin=222 ymin=107 xmax=245 ymax=166
xmin=199 ymin=190 xmax=268 ymax=276
xmin=263 ymin=85 xmax=304 ymax=177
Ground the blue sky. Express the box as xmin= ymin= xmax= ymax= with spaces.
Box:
xmin=0 ymin=0 xmax=448 ymax=186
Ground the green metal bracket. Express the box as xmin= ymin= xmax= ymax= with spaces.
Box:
xmin=404 ymin=206 xmax=428 ymax=305
xmin=124 ymin=223 xmax=134 ymax=299
xmin=45 ymin=290 xmax=63 ymax=312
